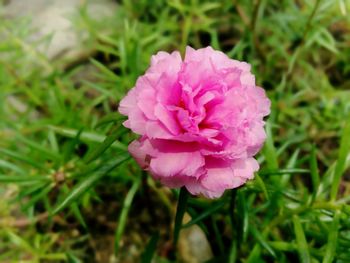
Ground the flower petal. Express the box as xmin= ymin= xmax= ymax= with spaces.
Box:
xmin=149 ymin=151 xmax=204 ymax=178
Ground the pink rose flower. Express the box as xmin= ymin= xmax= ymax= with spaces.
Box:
xmin=119 ymin=46 xmax=270 ymax=198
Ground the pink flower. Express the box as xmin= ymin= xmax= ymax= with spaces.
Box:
xmin=119 ymin=46 xmax=270 ymax=198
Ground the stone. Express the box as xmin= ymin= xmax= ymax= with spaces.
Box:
xmin=2 ymin=0 xmax=117 ymax=60
xmin=178 ymin=214 xmax=213 ymax=263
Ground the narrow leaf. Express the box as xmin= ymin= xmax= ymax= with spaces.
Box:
xmin=0 ymin=148 xmax=44 ymax=169
xmin=262 ymin=121 xmax=278 ymax=170
xmin=250 ymin=225 xmax=277 ymax=258
xmin=323 ymin=210 xmax=341 ymax=263
xmin=53 ymin=153 xmax=129 ymax=214
xmin=293 ymin=215 xmax=311 ymax=263
xmin=22 ymin=184 xmax=52 ymax=211
xmin=0 ymin=159 xmax=26 ymax=174
xmin=84 ymin=126 xmax=121 ymax=164
xmin=310 ymin=145 xmax=320 ymax=199
xmin=182 ymin=200 xmax=225 ymax=228
xmin=281 ymin=149 xmax=300 ymax=186
xmin=114 ymin=178 xmax=141 ymax=254
xmin=255 ymin=173 xmax=269 ymax=200
xmin=95 ymin=113 xmax=125 ymax=128
xmin=331 ymin=115 xmax=350 ymax=201
xmin=90 ymin=58 xmax=120 ymax=82
xmin=16 ymin=135 xmax=61 ymax=161
xmin=260 ymin=168 xmax=309 ymax=176
xmin=71 ymin=203 xmax=87 ymax=229
xmin=0 ymin=174 xmax=50 ymax=183
xmin=66 ymin=252 xmax=83 ymax=263
xmin=140 ymin=232 xmax=160 ymax=263
xmin=49 ymin=125 xmax=127 ymax=151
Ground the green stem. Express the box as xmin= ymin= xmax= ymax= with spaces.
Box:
xmin=301 ymin=0 xmax=322 ymax=42
xmin=173 ymin=187 xmax=189 ymax=249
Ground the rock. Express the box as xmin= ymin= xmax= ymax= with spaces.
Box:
xmin=2 ymin=0 xmax=117 ymax=60
xmin=178 ymin=214 xmax=213 ymax=263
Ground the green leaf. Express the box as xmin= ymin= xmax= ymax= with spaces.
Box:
xmin=186 ymin=207 xmax=209 ymax=235
xmin=228 ymin=237 xmax=237 ymax=263
xmin=309 ymin=145 xmax=320 ymax=199
xmin=173 ymin=187 xmax=189 ymax=248
xmin=17 ymin=181 xmax=49 ymax=199
xmin=90 ymin=58 xmax=120 ymax=82
xmin=262 ymin=121 xmax=278 ymax=170
xmin=0 ymin=174 xmax=50 ymax=184
xmin=250 ymin=224 xmax=277 ymax=259
xmin=114 ymin=177 xmax=141 ymax=254
xmin=84 ymin=126 xmax=122 ymax=164
xmin=22 ymin=183 xmax=52 ymax=211
xmin=66 ymin=252 xmax=82 ymax=263
xmin=0 ymin=148 xmax=45 ymax=169
xmin=292 ymin=215 xmax=311 ymax=263
xmin=259 ymin=168 xmax=309 ymax=176
xmin=49 ymin=125 xmax=127 ymax=151
xmin=52 ymin=153 xmax=129 ymax=214
xmin=268 ymin=241 xmax=297 ymax=252
xmin=62 ymin=128 xmax=83 ymax=162
xmin=16 ymin=135 xmax=61 ymax=161
xmin=82 ymin=80 xmax=115 ymax=98
xmin=182 ymin=199 xmax=225 ymax=228
xmin=280 ymin=149 xmax=300 ymax=186
xmin=94 ymin=113 xmax=125 ymax=128
xmin=237 ymin=190 xmax=249 ymax=243
xmin=6 ymin=230 xmax=35 ymax=254
xmin=331 ymin=115 xmax=350 ymax=201
xmin=255 ymin=173 xmax=269 ymax=200
xmin=140 ymin=232 xmax=160 ymax=263
xmin=315 ymin=27 xmax=339 ymax=54
xmin=0 ymin=159 xmax=26 ymax=174
xmin=211 ymin=216 xmax=225 ymax=255
xmin=71 ymin=203 xmax=87 ymax=229
xmin=322 ymin=210 xmax=341 ymax=263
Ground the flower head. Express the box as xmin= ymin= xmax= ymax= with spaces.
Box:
xmin=119 ymin=46 xmax=270 ymax=198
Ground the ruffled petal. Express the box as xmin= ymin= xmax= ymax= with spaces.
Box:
xmin=149 ymin=151 xmax=204 ymax=178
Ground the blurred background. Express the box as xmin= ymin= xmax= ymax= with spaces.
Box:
xmin=0 ymin=0 xmax=350 ymax=262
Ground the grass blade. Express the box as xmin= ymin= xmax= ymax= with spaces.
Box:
xmin=310 ymin=145 xmax=320 ymax=199
xmin=0 ymin=159 xmax=26 ymax=174
xmin=71 ymin=203 xmax=87 ymax=229
xmin=114 ymin=177 xmax=141 ymax=254
xmin=259 ymin=168 xmax=309 ymax=176
xmin=0 ymin=148 xmax=45 ymax=169
xmin=52 ymin=153 xmax=129 ymax=214
xmin=0 ymin=174 xmax=50 ymax=183
xmin=49 ymin=125 xmax=127 ymax=151
xmin=262 ymin=121 xmax=278 ymax=170
xmin=84 ymin=126 xmax=122 ymax=164
xmin=182 ymin=200 xmax=225 ymax=228
xmin=94 ymin=113 xmax=125 ymax=128
xmin=330 ymin=115 xmax=350 ymax=201
xmin=90 ymin=58 xmax=120 ymax=82
xmin=255 ymin=173 xmax=269 ymax=200
xmin=293 ymin=215 xmax=311 ymax=263
xmin=250 ymin=224 xmax=277 ymax=259
xmin=22 ymin=184 xmax=52 ymax=211
xmin=16 ymin=135 xmax=61 ymax=161
xmin=322 ymin=210 xmax=341 ymax=263
xmin=140 ymin=232 xmax=160 ymax=263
